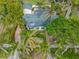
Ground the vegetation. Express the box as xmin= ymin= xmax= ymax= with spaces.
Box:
xmin=46 ymin=16 xmax=79 ymax=45
xmin=0 ymin=0 xmax=79 ymax=59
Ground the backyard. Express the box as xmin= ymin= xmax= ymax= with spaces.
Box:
xmin=0 ymin=0 xmax=79 ymax=59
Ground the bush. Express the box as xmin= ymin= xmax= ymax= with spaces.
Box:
xmin=46 ymin=17 xmax=79 ymax=45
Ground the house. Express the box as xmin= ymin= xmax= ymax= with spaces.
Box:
xmin=23 ymin=3 xmax=59 ymax=30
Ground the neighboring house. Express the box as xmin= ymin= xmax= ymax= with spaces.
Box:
xmin=23 ymin=3 xmax=58 ymax=30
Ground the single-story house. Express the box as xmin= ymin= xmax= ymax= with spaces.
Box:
xmin=23 ymin=3 xmax=59 ymax=30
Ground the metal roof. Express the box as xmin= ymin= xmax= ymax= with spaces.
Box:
xmin=23 ymin=4 xmax=59 ymax=29
xmin=23 ymin=3 xmax=32 ymax=9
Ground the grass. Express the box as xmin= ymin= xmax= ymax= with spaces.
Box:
xmin=50 ymin=48 xmax=79 ymax=59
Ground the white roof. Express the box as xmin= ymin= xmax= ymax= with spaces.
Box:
xmin=32 ymin=5 xmax=38 ymax=8
xmin=23 ymin=9 xmax=32 ymax=14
